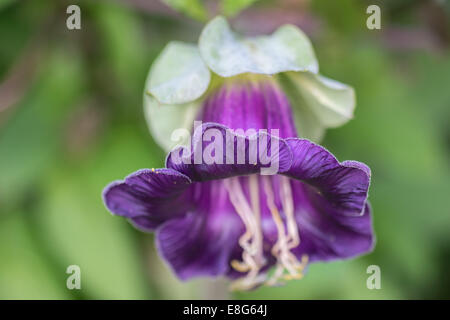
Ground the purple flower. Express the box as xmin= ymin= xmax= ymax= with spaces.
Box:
xmin=103 ymin=80 xmax=373 ymax=290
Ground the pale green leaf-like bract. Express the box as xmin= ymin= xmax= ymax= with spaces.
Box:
xmin=147 ymin=41 xmax=211 ymax=104
xmin=199 ymin=16 xmax=318 ymax=77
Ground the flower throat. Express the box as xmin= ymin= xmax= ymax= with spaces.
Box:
xmin=199 ymin=78 xmax=298 ymax=139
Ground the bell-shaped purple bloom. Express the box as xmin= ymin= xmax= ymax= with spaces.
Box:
xmin=103 ymin=80 xmax=374 ymax=290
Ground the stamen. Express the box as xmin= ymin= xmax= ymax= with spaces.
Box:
xmin=224 ymin=177 xmax=266 ymax=290
xmin=225 ymin=175 xmax=308 ymax=290
xmin=224 ymin=178 xmax=257 ymax=255
xmin=249 ymin=175 xmax=264 ymax=266
xmin=280 ymin=176 xmax=299 ymax=249
xmin=262 ymin=176 xmax=308 ymax=286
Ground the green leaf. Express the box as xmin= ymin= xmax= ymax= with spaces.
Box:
xmin=144 ymin=94 xmax=200 ymax=152
xmin=222 ymin=0 xmax=258 ymax=17
xmin=199 ymin=16 xmax=318 ymax=77
xmin=278 ymin=72 xmax=355 ymax=141
xmin=163 ymin=0 xmax=208 ymax=21
xmin=147 ymin=41 xmax=211 ymax=104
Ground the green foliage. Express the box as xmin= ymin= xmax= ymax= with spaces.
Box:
xmin=0 ymin=48 xmax=86 ymax=207
xmin=1 ymin=0 xmax=449 ymax=299
xmin=35 ymin=126 xmax=158 ymax=299
xmin=222 ymin=0 xmax=259 ymax=17
xmin=163 ymin=0 xmax=260 ymax=20
xmin=0 ymin=0 xmax=16 ymax=11
xmin=0 ymin=214 xmax=72 ymax=299
xmin=163 ymin=0 xmax=208 ymax=21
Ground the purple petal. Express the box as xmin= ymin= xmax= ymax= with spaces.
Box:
xmin=280 ymin=139 xmax=373 ymax=261
xmin=156 ymin=180 xmax=244 ymax=280
xmin=285 ymin=138 xmax=370 ymax=216
xmin=291 ymin=180 xmax=374 ymax=261
xmin=102 ymin=168 xmax=192 ymax=231
xmin=166 ymin=122 xmax=292 ymax=181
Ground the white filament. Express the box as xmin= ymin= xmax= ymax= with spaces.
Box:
xmin=224 ymin=177 xmax=265 ymax=290
xmin=225 ymin=176 xmax=308 ymax=290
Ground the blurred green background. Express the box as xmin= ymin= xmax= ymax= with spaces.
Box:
xmin=1 ymin=0 xmax=449 ymax=299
